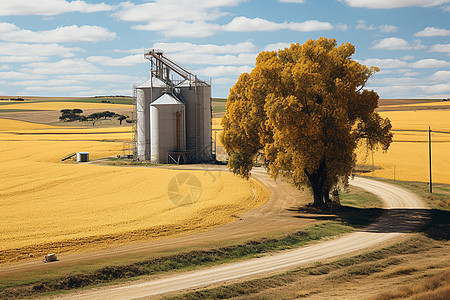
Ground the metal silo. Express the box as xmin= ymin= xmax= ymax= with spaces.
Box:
xmin=135 ymin=78 xmax=166 ymax=160
xmin=179 ymin=80 xmax=212 ymax=162
xmin=150 ymin=93 xmax=186 ymax=164
xmin=134 ymin=49 xmax=212 ymax=163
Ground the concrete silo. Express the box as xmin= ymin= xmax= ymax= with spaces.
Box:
xmin=134 ymin=49 xmax=212 ymax=164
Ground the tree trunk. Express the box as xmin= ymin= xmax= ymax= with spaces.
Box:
xmin=305 ymin=158 xmax=327 ymax=208
xmin=324 ymin=189 xmax=331 ymax=205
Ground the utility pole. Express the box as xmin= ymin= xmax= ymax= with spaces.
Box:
xmin=429 ymin=126 xmax=432 ymax=193
xmin=393 ymin=165 xmax=396 ymax=182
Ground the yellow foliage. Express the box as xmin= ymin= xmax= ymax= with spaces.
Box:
xmin=0 ymin=118 xmax=268 ymax=262
xmin=221 ymin=38 xmax=391 ymax=207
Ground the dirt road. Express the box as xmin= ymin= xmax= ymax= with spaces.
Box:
xmin=53 ymin=176 xmax=427 ymax=300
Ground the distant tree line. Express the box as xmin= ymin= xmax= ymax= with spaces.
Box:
xmin=59 ymin=109 xmax=130 ymax=126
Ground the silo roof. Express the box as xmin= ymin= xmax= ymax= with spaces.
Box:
xmin=137 ymin=77 xmax=167 ymax=88
xmin=151 ymin=93 xmax=184 ymax=106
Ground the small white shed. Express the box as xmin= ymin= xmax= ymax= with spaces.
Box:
xmin=76 ymin=152 xmax=89 ymax=162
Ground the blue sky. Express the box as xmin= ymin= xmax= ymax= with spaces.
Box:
xmin=0 ymin=0 xmax=449 ymax=99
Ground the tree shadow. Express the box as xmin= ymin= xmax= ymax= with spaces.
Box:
xmin=287 ymin=206 xmax=449 ymax=240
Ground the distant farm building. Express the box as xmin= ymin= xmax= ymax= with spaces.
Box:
xmin=133 ymin=50 xmax=212 ymax=164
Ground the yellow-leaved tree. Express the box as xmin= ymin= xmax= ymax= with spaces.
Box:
xmin=221 ymin=38 xmax=393 ymax=208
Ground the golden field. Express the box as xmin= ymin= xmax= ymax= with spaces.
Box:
xmin=0 ymin=117 xmax=268 ymax=263
xmin=356 ymin=110 xmax=450 ymax=184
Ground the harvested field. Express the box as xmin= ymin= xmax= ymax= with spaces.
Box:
xmin=0 ymin=118 xmax=268 ymax=263
xmin=356 ymin=110 xmax=450 ymax=184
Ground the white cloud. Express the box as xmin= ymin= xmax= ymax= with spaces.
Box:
xmin=358 ymin=58 xmax=408 ymax=69
xmin=379 ymin=24 xmax=398 ymax=32
xmin=402 ymin=71 xmax=421 ymax=76
xmin=409 ymin=58 xmax=450 ymax=68
xmin=223 ymin=17 xmax=333 ymax=32
xmin=372 ymin=37 xmax=425 ymax=50
xmin=336 ymin=23 xmax=349 ymax=31
xmin=137 ymin=42 xmax=259 ymax=67
xmin=10 ymin=79 xmax=85 ymax=86
xmin=0 ymin=65 xmax=11 ymax=70
xmin=113 ymin=42 xmax=258 ymax=67
xmin=0 ymin=42 xmax=82 ymax=58
xmin=0 ymin=56 xmax=48 ymax=63
xmin=87 ymin=54 xmax=146 ymax=67
xmin=152 ymin=41 xmax=257 ymax=55
xmin=0 ymin=71 xmax=46 ymax=80
xmin=113 ymin=48 xmax=146 ymax=54
xmin=0 ymin=23 xmax=116 ymax=43
xmin=170 ymin=53 xmax=257 ymax=66
xmin=197 ymin=65 xmax=253 ymax=77
xmin=340 ymin=0 xmax=450 ymax=9
xmin=133 ymin=20 xmax=221 ymax=38
xmin=59 ymin=74 xmax=136 ymax=83
xmin=264 ymin=42 xmax=293 ymax=52
xmin=21 ymin=59 xmax=102 ymax=75
xmin=113 ymin=0 xmax=246 ymax=37
xmin=368 ymin=70 xmax=450 ymax=98
xmin=429 ymin=43 xmax=450 ymax=52
xmin=356 ymin=20 xmax=375 ymax=31
xmin=414 ymin=27 xmax=450 ymax=37
xmin=356 ymin=20 xmax=398 ymax=32
xmin=429 ymin=70 xmax=450 ymax=81
xmin=115 ymin=1 xmax=332 ymax=37
xmin=24 ymin=85 xmax=92 ymax=92
xmin=369 ymin=84 xmax=450 ymax=98
xmin=0 ymin=0 xmax=113 ymax=16
xmin=401 ymin=55 xmax=415 ymax=60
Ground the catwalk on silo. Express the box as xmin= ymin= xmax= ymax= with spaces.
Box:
xmin=135 ymin=49 xmax=212 ymax=164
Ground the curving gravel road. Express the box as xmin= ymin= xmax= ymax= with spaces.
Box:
xmin=54 ymin=176 xmax=427 ymax=300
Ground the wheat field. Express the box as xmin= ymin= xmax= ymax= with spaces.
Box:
xmin=356 ymin=110 xmax=450 ymax=184
xmin=0 ymin=118 xmax=268 ymax=263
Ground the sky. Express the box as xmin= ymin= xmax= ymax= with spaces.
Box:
xmin=0 ymin=0 xmax=449 ymax=99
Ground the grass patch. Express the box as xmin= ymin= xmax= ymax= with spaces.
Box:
xmin=0 ymin=222 xmax=353 ymax=299
xmin=374 ymin=268 xmax=450 ymax=300
xmin=70 ymin=97 xmax=133 ymax=105
xmin=380 ymin=266 xmax=419 ymax=278
xmin=341 ymin=186 xmax=385 ymax=208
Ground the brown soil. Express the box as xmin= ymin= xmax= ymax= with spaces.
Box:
xmin=377 ymin=99 xmax=450 ymax=112
xmin=0 ymin=108 xmax=132 ymax=126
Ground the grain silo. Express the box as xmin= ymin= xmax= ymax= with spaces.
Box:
xmin=134 ymin=49 xmax=212 ymax=164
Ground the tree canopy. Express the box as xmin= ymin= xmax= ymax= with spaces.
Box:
xmin=221 ymin=38 xmax=393 ymax=208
